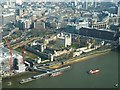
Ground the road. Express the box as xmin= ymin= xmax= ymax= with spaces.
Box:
xmin=46 ymin=48 xmax=111 ymax=69
xmin=12 ymin=37 xmax=40 ymax=49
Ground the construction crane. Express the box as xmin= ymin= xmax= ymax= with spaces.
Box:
xmin=13 ymin=35 xmax=19 ymax=42
xmin=4 ymin=37 xmax=13 ymax=76
xmin=21 ymin=46 xmax=24 ymax=64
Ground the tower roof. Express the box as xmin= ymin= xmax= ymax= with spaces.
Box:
xmin=118 ymin=1 xmax=120 ymax=5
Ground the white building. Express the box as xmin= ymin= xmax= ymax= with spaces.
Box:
xmin=118 ymin=2 xmax=120 ymax=17
xmin=39 ymin=43 xmax=46 ymax=52
xmin=76 ymin=21 xmax=89 ymax=30
xmin=49 ymin=54 xmax=54 ymax=61
xmin=73 ymin=51 xmax=83 ymax=57
xmin=64 ymin=34 xmax=72 ymax=47
xmin=33 ymin=10 xmax=42 ymax=17
xmin=53 ymin=49 xmax=68 ymax=57
xmin=2 ymin=12 xmax=15 ymax=25
xmin=57 ymin=33 xmax=72 ymax=47
xmin=17 ymin=18 xmax=31 ymax=30
xmin=16 ymin=0 xmax=23 ymax=5
xmin=0 ymin=47 xmax=26 ymax=77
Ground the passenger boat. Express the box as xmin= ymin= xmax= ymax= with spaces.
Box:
xmin=51 ymin=72 xmax=63 ymax=77
xmin=19 ymin=77 xmax=33 ymax=84
xmin=88 ymin=69 xmax=100 ymax=74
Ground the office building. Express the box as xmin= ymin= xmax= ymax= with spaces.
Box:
xmin=16 ymin=18 xmax=31 ymax=30
xmin=118 ymin=1 xmax=120 ymax=16
xmin=0 ymin=47 xmax=26 ymax=77
xmin=16 ymin=0 xmax=23 ymax=5
xmin=2 ymin=12 xmax=15 ymax=25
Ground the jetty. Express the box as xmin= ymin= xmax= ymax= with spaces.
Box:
xmin=19 ymin=66 xmax=71 ymax=84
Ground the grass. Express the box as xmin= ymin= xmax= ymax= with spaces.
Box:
xmin=15 ymin=47 xmax=21 ymax=52
xmin=71 ymin=44 xmax=79 ymax=49
xmin=24 ymin=51 xmax=38 ymax=60
xmin=15 ymin=47 xmax=38 ymax=60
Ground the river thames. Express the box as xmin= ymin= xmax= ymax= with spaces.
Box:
xmin=2 ymin=49 xmax=119 ymax=88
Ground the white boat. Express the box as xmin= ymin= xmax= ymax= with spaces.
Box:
xmin=51 ymin=72 xmax=63 ymax=77
xmin=88 ymin=69 xmax=100 ymax=74
xmin=114 ymin=83 xmax=118 ymax=87
xmin=19 ymin=78 xmax=33 ymax=84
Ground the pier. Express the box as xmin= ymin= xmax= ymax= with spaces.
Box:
xmin=33 ymin=66 xmax=53 ymax=73
xmin=19 ymin=66 xmax=71 ymax=84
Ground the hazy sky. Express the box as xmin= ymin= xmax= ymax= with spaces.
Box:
xmin=0 ymin=0 xmax=119 ymax=3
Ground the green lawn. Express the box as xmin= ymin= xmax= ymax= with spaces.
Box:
xmin=15 ymin=48 xmax=38 ymax=60
xmin=71 ymin=44 xmax=79 ymax=49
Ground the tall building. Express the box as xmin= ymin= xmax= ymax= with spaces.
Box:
xmin=2 ymin=12 xmax=15 ymax=25
xmin=118 ymin=1 xmax=120 ymax=25
xmin=0 ymin=14 xmax=2 ymax=26
xmin=93 ymin=0 xmax=97 ymax=8
xmin=85 ymin=1 xmax=88 ymax=10
xmin=0 ymin=5 xmax=3 ymax=26
xmin=9 ymin=0 xmax=11 ymax=6
xmin=83 ymin=0 xmax=90 ymax=10
xmin=6 ymin=0 xmax=11 ymax=7
xmin=16 ymin=18 xmax=31 ymax=30
xmin=1 ymin=47 xmax=26 ymax=77
xmin=16 ymin=8 xmax=23 ymax=17
xmin=16 ymin=0 xmax=23 ymax=5
xmin=118 ymin=1 xmax=120 ymax=16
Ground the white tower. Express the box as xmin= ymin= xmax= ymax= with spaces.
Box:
xmin=40 ymin=44 xmax=44 ymax=52
xmin=49 ymin=54 xmax=53 ymax=62
xmin=40 ymin=44 xmax=46 ymax=52
xmin=64 ymin=34 xmax=72 ymax=47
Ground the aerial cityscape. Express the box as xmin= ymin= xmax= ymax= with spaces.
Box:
xmin=0 ymin=0 xmax=120 ymax=88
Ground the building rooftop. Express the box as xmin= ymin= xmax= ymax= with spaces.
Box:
xmin=79 ymin=27 xmax=119 ymax=41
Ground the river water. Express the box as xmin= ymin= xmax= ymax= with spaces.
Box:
xmin=2 ymin=50 xmax=119 ymax=88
